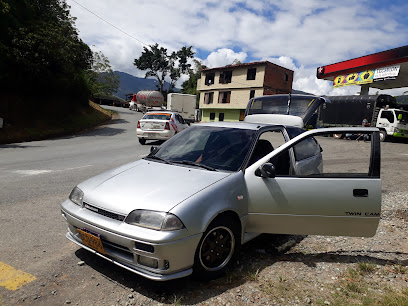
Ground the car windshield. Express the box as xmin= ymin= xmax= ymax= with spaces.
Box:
xmin=247 ymin=95 xmax=317 ymax=117
xmin=143 ymin=113 xmax=172 ymax=120
xmin=150 ymin=125 xmax=257 ymax=171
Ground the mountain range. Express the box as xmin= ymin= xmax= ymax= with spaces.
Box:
xmin=113 ymin=71 xmax=178 ymax=99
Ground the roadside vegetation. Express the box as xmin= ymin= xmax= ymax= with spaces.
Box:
xmin=0 ymin=101 xmax=115 ymax=144
xmin=0 ymin=0 xmax=119 ymax=144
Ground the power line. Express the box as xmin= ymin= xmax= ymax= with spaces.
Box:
xmin=70 ymin=0 xmax=149 ymax=47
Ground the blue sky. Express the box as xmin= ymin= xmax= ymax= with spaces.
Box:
xmin=67 ymin=0 xmax=408 ymax=95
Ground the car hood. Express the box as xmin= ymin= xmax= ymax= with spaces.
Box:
xmin=79 ymin=159 xmax=231 ymax=215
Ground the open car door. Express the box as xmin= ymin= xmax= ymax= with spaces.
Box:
xmin=244 ymin=127 xmax=381 ymax=237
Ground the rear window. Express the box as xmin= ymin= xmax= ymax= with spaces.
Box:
xmin=143 ymin=113 xmax=172 ymax=120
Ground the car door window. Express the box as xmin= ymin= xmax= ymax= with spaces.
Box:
xmin=277 ymin=131 xmax=379 ymax=178
xmin=380 ymin=111 xmax=394 ymax=123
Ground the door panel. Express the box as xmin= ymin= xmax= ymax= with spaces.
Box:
xmin=245 ymin=176 xmax=381 ymax=237
xmin=244 ymin=127 xmax=382 ymax=237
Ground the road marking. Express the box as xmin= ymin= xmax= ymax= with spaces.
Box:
xmin=12 ymin=165 xmax=92 ymax=176
xmin=0 ymin=262 xmax=36 ymax=290
xmin=13 ymin=170 xmax=52 ymax=176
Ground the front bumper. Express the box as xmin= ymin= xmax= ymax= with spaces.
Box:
xmin=61 ymin=205 xmax=201 ymax=281
xmin=393 ymin=132 xmax=408 ymax=138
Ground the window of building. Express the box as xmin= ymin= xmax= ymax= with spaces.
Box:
xmin=205 ymin=73 xmax=215 ymax=85
xmin=209 ymin=112 xmax=216 ymax=121
xmin=247 ymin=68 xmax=256 ymax=80
xmin=249 ymin=90 xmax=255 ymax=99
xmin=219 ymin=113 xmax=225 ymax=121
xmin=285 ymin=73 xmax=289 ymax=82
xmin=218 ymin=91 xmax=231 ymax=103
xmin=204 ymin=92 xmax=214 ymax=104
xmin=219 ymin=71 xmax=232 ymax=84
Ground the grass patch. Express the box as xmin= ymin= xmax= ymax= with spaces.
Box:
xmin=171 ymin=294 xmax=183 ymax=306
xmin=380 ymin=288 xmax=408 ymax=306
xmin=328 ymin=265 xmax=408 ymax=306
xmin=392 ymin=264 xmax=407 ymax=274
xmin=357 ymin=261 xmax=377 ymax=275
xmin=0 ymin=101 xmax=115 ymax=144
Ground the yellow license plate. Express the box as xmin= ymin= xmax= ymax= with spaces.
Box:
xmin=77 ymin=229 xmax=105 ymax=254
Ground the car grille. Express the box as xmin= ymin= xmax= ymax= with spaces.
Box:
xmin=83 ymin=202 xmax=126 ymax=221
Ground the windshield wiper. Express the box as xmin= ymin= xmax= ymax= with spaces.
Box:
xmin=171 ymin=160 xmax=217 ymax=171
xmin=145 ymin=155 xmax=171 ymax=164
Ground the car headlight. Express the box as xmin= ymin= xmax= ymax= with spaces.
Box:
xmin=125 ymin=210 xmax=185 ymax=231
xmin=69 ymin=187 xmax=84 ymax=206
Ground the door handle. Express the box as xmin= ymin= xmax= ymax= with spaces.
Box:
xmin=353 ymin=189 xmax=368 ymax=197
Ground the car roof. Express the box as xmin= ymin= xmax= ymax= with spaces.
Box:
xmin=145 ymin=111 xmax=176 ymax=115
xmin=196 ymin=121 xmax=285 ymax=131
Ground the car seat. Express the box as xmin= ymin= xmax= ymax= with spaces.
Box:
xmin=248 ymin=139 xmax=274 ymax=166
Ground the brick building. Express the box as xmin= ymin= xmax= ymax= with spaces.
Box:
xmin=197 ymin=61 xmax=294 ymax=122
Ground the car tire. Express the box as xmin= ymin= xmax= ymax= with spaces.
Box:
xmin=193 ymin=216 xmax=240 ymax=280
xmin=379 ymin=130 xmax=387 ymax=142
xmin=139 ymin=138 xmax=146 ymax=145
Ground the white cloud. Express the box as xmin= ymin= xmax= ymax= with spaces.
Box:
xmin=67 ymin=0 xmax=408 ymax=94
xmin=204 ymin=49 xmax=247 ymax=68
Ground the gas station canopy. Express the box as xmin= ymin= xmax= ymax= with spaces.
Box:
xmin=316 ymin=45 xmax=408 ymax=90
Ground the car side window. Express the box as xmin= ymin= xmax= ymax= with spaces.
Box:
xmin=178 ymin=115 xmax=185 ymax=124
xmin=380 ymin=111 xmax=394 ymax=123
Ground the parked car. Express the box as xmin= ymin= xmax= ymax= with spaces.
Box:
xmin=136 ymin=111 xmax=188 ymax=145
xmin=61 ymin=118 xmax=381 ymax=281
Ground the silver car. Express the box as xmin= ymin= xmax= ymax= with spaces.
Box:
xmin=61 ymin=121 xmax=381 ymax=281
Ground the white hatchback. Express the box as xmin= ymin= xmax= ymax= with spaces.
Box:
xmin=136 ymin=111 xmax=189 ymax=145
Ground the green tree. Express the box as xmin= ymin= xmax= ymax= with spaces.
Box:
xmin=87 ymin=51 xmax=119 ymax=97
xmin=181 ymin=59 xmax=203 ymax=96
xmin=0 ymin=0 xmax=92 ymax=98
xmin=134 ymin=44 xmax=194 ymax=95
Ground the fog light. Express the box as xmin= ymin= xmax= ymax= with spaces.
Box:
xmin=138 ymin=255 xmax=158 ymax=269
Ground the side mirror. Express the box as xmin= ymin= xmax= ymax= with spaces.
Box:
xmin=255 ymin=163 xmax=276 ymax=178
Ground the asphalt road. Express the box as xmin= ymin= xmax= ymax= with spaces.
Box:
xmin=0 ymin=108 xmax=407 ymax=305
xmin=0 ymin=107 xmax=162 ymax=304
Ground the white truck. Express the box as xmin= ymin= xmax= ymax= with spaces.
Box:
xmin=167 ymin=93 xmax=197 ymax=123
xmin=320 ymin=95 xmax=408 ymax=141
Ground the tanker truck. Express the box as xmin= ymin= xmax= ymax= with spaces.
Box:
xmin=130 ymin=91 xmax=164 ymax=113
